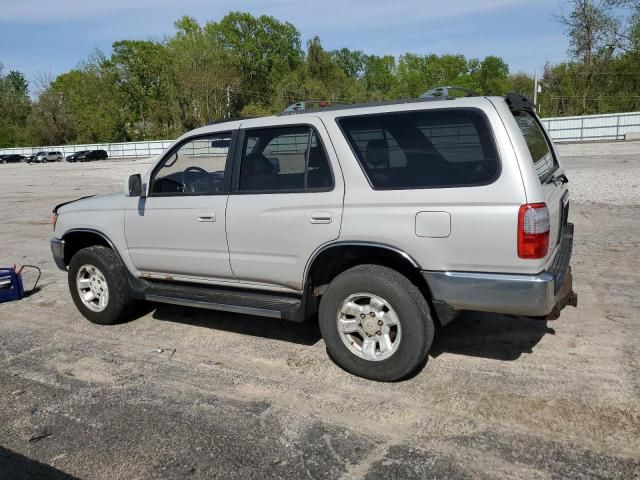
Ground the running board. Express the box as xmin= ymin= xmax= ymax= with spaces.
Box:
xmin=139 ymin=280 xmax=306 ymax=322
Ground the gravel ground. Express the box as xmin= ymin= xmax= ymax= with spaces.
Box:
xmin=0 ymin=145 xmax=639 ymax=479
xmin=557 ymin=142 xmax=640 ymax=206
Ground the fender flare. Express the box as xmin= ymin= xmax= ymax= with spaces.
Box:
xmin=303 ymin=240 xmax=421 ymax=287
xmin=61 ymin=228 xmax=126 ymax=266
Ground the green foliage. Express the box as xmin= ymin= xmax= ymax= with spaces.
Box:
xmin=541 ymin=0 xmax=640 ymax=115
xmin=477 ymin=56 xmax=510 ymax=95
xmin=0 ymin=67 xmax=31 ymax=146
xmin=1 ymin=5 xmax=639 ymax=148
xmin=204 ymin=12 xmax=302 ymax=108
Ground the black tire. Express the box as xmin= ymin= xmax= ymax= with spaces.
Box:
xmin=319 ymin=264 xmax=434 ymax=382
xmin=68 ymin=246 xmax=133 ymax=325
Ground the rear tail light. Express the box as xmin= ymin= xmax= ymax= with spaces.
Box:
xmin=518 ymin=203 xmax=550 ymax=259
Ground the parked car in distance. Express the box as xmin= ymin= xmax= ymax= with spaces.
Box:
xmin=33 ymin=151 xmax=63 ymax=163
xmin=66 ymin=151 xmax=90 ymax=162
xmin=77 ymin=150 xmax=108 ymax=162
xmin=0 ymin=154 xmax=26 ymax=164
xmin=50 ymin=92 xmax=577 ymax=382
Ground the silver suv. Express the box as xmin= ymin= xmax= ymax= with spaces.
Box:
xmin=33 ymin=151 xmax=63 ymax=163
xmin=50 ymin=93 xmax=577 ymax=381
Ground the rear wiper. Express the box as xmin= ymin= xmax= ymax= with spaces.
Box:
xmin=546 ymin=173 xmax=568 ymax=185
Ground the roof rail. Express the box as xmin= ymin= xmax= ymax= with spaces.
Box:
xmin=420 ymin=86 xmax=479 ymax=99
xmin=279 ymin=86 xmax=486 ymax=116
xmin=206 ymin=116 xmax=252 ymax=126
xmin=281 ymin=100 xmax=352 ymax=114
xmin=280 ymin=96 xmax=465 ymax=115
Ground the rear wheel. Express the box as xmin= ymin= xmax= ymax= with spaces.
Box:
xmin=68 ymin=246 xmax=133 ymax=325
xmin=319 ymin=264 xmax=434 ymax=382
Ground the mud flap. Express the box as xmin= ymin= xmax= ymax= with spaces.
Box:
xmin=546 ymin=266 xmax=578 ymax=320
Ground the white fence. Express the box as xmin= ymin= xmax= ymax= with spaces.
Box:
xmin=0 ymin=139 xmax=174 ymax=159
xmin=541 ymin=111 xmax=640 ymax=142
xmin=2 ymin=111 xmax=640 ymax=158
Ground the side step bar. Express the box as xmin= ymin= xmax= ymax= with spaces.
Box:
xmin=129 ymin=276 xmax=307 ymax=322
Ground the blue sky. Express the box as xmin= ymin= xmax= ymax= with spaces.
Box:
xmin=0 ymin=0 xmax=568 ymax=90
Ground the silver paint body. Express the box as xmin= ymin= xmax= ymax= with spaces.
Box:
xmin=53 ymin=96 xmax=569 ymax=313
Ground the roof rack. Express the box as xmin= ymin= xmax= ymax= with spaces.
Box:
xmin=419 ymin=86 xmax=479 ymax=99
xmin=206 ymin=116 xmax=252 ymax=126
xmin=281 ymin=100 xmax=352 ymax=114
xmin=280 ymin=86 xmax=481 ymax=116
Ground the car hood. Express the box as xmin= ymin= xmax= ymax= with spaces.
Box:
xmin=55 ymin=192 xmax=127 ymax=214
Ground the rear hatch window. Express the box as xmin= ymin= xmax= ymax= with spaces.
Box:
xmin=338 ymin=108 xmax=500 ymax=190
xmin=513 ymin=111 xmax=558 ymax=182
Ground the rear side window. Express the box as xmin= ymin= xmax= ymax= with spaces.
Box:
xmin=239 ymin=126 xmax=333 ymax=192
xmin=513 ymin=111 xmax=558 ymax=182
xmin=338 ymin=109 xmax=499 ymax=189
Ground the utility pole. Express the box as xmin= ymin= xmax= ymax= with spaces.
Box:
xmin=533 ymin=70 xmax=542 ymax=114
xmin=225 ymin=86 xmax=231 ymax=118
xmin=533 ymin=70 xmax=539 ymax=109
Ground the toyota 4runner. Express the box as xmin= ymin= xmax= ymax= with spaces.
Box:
xmin=50 ymin=93 xmax=577 ymax=381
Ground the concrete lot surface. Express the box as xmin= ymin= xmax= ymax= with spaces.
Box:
xmin=0 ymin=148 xmax=639 ymax=479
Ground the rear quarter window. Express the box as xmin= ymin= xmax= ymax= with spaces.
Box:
xmin=513 ymin=111 xmax=558 ymax=182
xmin=338 ymin=108 xmax=500 ymax=190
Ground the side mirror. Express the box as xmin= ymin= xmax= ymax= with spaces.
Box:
xmin=126 ymin=174 xmax=143 ymax=197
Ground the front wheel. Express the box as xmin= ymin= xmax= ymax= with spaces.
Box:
xmin=68 ymin=246 xmax=133 ymax=325
xmin=319 ymin=264 xmax=434 ymax=382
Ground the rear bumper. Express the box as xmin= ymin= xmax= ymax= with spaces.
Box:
xmin=422 ymin=223 xmax=576 ymax=318
xmin=50 ymin=237 xmax=66 ymax=271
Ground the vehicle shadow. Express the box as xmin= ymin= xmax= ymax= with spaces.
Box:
xmin=149 ymin=303 xmax=322 ymax=346
xmin=0 ymin=446 xmax=79 ymax=480
xmin=430 ymin=310 xmax=555 ymax=361
xmin=147 ymin=304 xmax=553 ymax=359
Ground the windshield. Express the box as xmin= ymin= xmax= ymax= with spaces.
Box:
xmin=513 ymin=111 xmax=558 ymax=182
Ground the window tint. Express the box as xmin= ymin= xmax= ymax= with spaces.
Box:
xmin=339 ymin=109 xmax=499 ymax=189
xmin=151 ymin=133 xmax=231 ymax=195
xmin=239 ymin=126 xmax=333 ymax=192
xmin=513 ymin=111 xmax=558 ymax=182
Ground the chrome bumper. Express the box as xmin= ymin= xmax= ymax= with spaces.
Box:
xmin=423 ymin=223 xmax=576 ymax=318
xmin=50 ymin=237 xmax=66 ymax=270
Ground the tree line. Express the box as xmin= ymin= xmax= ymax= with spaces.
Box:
xmin=1 ymin=1 xmax=639 ymax=148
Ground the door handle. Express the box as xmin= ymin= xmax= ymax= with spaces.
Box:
xmin=197 ymin=214 xmax=216 ymax=222
xmin=310 ymin=211 xmax=332 ymax=224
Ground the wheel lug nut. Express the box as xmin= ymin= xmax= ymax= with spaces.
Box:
xmin=375 ymin=331 xmax=381 ymax=336
xmin=370 ymin=312 xmax=375 ymax=317
xmin=377 ymin=320 xmax=383 ymax=326
xmin=360 ymin=313 xmax=366 ymax=319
